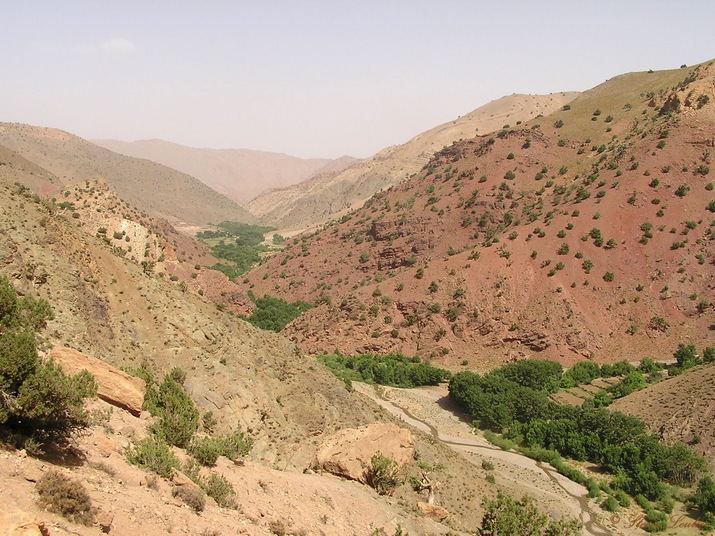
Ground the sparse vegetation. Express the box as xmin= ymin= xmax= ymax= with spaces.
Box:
xmin=36 ymin=470 xmax=95 ymax=525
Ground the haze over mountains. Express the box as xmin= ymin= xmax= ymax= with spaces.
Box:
xmin=92 ymin=138 xmax=359 ymax=204
xmin=247 ymin=93 xmax=579 ymax=230
xmin=0 ymin=123 xmax=255 ymax=225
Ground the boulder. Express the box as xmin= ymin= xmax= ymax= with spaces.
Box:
xmin=418 ymin=502 xmax=449 ymax=521
xmin=0 ymin=505 xmax=45 ymax=536
xmin=315 ymin=423 xmax=414 ymax=483
xmin=49 ymin=347 xmax=146 ymax=415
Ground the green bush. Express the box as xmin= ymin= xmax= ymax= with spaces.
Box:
xmin=36 ymin=470 xmax=95 ymax=525
xmin=0 ymin=276 xmax=96 ymax=447
xmin=601 ymin=496 xmax=619 ymax=512
xmin=241 ymin=294 xmax=312 ymax=332
xmin=614 ymin=489 xmax=631 ymax=508
xmin=188 ymin=431 xmax=253 ymax=466
xmin=203 ymin=473 xmax=236 ymax=508
xmin=366 ymin=452 xmax=403 ymax=495
xmin=479 ymin=490 xmax=581 ymax=536
xmin=126 ymin=435 xmax=180 ymax=478
xmin=151 ymin=376 xmax=199 ymax=448
xmin=644 ymin=509 xmax=668 ymax=532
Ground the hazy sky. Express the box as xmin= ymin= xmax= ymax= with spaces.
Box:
xmin=2 ymin=1 xmax=714 ymax=159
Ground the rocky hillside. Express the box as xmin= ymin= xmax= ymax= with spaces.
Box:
xmin=612 ymin=362 xmax=715 ymax=473
xmin=247 ymin=93 xmax=579 ymax=230
xmin=93 ymin=138 xmax=359 ymax=203
xmin=242 ymin=61 xmax=715 ymax=366
xmin=0 ymin=123 xmax=255 ymax=225
xmin=0 ymin=142 xmax=510 ymax=535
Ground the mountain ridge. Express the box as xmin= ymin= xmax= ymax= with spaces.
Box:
xmin=0 ymin=123 xmax=255 ymax=225
xmin=241 ymin=61 xmax=715 ymax=366
xmin=92 ymin=137 xmax=360 ymax=204
xmin=247 ymin=92 xmax=579 ymax=230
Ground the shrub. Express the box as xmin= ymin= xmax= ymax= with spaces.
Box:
xmin=366 ymin=452 xmax=403 ymax=495
xmin=150 ymin=376 xmax=199 ymax=448
xmin=0 ymin=277 xmax=96 ymax=447
xmin=172 ymin=485 xmax=206 ymax=513
xmin=36 ymin=470 xmax=95 ymax=525
xmin=479 ymin=491 xmax=581 ymax=536
xmin=126 ymin=435 xmax=180 ymax=478
xmin=614 ymin=489 xmax=631 ymax=508
xmin=204 ymin=473 xmax=236 ymax=508
xmin=602 ymin=496 xmax=619 ymax=512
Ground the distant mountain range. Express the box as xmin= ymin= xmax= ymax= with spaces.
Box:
xmin=0 ymin=123 xmax=255 ymax=225
xmin=92 ymin=138 xmax=359 ymax=204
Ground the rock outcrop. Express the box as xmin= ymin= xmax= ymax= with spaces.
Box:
xmin=315 ymin=423 xmax=415 ymax=483
xmin=49 ymin=347 xmax=146 ymax=415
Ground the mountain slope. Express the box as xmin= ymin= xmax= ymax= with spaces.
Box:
xmin=611 ymin=363 xmax=715 ymax=473
xmin=0 ymin=123 xmax=255 ymax=225
xmin=247 ymin=93 xmax=579 ymax=230
xmin=0 ymin=142 xmax=514 ymax=534
xmin=242 ymin=61 xmax=715 ymax=365
xmin=92 ymin=138 xmax=359 ymax=203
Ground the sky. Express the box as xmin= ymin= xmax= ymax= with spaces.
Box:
xmin=1 ymin=1 xmax=714 ymax=159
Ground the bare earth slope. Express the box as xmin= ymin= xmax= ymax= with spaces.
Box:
xmin=0 ymin=123 xmax=255 ymax=225
xmin=243 ymin=61 xmax=715 ymax=366
xmin=611 ymin=363 xmax=715 ymax=473
xmin=247 ymin=93 xmax=579 ymax=230
xmin=93 ymin=138 xmax=359 ymax=203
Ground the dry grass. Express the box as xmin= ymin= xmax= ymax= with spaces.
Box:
xmin=36 ymin=470 xmax=95 ymax=526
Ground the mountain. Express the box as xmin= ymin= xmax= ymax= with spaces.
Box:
xmin=241 ymin=61 xmax=715 ymax=366
xmin=92 ymin=138 xmax=359 ymax=204
xmin=0 ymin=123 xmax=255 ymax=225
xmin=247 ymin=93 xmax=579 ymax=230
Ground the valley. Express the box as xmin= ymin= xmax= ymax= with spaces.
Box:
xmin=1 ymin=59 xmax=714 ymax=536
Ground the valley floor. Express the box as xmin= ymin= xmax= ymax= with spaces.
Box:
xmin=353 ymin=382 xmax=697 ymax=536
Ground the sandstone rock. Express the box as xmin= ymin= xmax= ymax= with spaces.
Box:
xmin=21 ymin=461 xmax=43 ymax=483
xmin=171 ymin=470 xmax=202 ymax=493
xmin=94 ymin=436 xmax=117 ymax=457
xmin=0 ymin=505 xmax=45 ymax=536
xmin=315 ymin=423 xmax=414 ymax=483
xmin=96 ymin=510 xmax=114 ymax=533
xmin=49 ymin=347 xmax=146 ymax=415
xmin=418 ymin=502 xmax=449 ymax=521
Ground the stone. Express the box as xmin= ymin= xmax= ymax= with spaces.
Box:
xmin=49 ymin=347 xmax=146 ymax=415
xmin=0 ymin=504 xmax=45 ymax=536
xmin=315 ymin=423 xmax=415 ymax=483
xmin=418 ymin=502 xmax=449 ymax=521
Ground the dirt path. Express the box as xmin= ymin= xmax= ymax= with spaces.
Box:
xmin=354 ymin=383 xmax=620 ymax=536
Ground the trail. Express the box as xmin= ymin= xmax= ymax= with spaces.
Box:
xmin=356 ymin=383 xmax=613 ymax=536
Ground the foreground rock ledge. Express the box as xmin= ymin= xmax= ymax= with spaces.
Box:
xmin=49 ymin=347 xmax=146 ymax=416
xmin=315 ymin=423 xmax=415 ymax=483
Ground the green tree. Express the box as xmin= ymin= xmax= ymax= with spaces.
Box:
xmin=151 ymin=376 xmax=199 ymax=448
xmin=0 ymin=276 xmax=96 ymax=447
xmin=674 ymin=344 xmax=700 ymax=370
xmin=479 ymin=491 xmax=582 ymax=536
